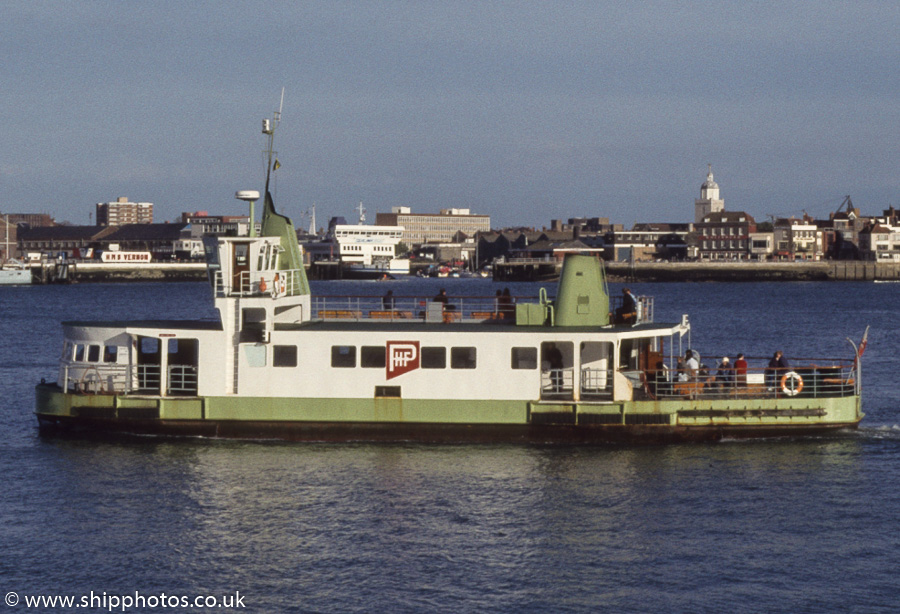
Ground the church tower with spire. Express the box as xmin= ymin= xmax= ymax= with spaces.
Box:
xmin=694 ymin=164 xmax=725 ymax=224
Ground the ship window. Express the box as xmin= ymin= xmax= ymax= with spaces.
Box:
xmin=103 ymin=345 xmax=118 ymax=363
xmin=273 ymin=345 xmax=297 ymax=367
xmin=75 ymin=344 xmax=86 ymax=362
xmin=331 ymin=345 xmax=356 ymax=368
xmin=361 ymin=346 xmax=386 ymax=368
xmin=511 ymin=347 xmax=537 ymax=369
xmin=141 ymin=337 xmax=159 ymax=355
xmin=62 ymin=341 xmax=73 ymax=360
xmin=421 ymin=346 xmax=446 ymax=369
xmin=451 ymin=347 xmax=477 ymax=369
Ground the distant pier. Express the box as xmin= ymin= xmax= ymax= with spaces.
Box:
xmin=25 ymin=259 xmax=900 ymax=284
xmin=496 ymin=259 xmax=900 ymax=282
xmin=33 ymin=261 xmax=207 ymax=284
xmin=606 ymin=261 xmax=900 ymax=282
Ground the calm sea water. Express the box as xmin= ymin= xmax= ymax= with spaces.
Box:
xmin=1 ymin=278 xmax=898 ymax=613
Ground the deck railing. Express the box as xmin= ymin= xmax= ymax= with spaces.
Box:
xmin=62 ymin=362 xmax=130 ymax=394
xmin=636 ymin=362 xmax=858 ymax=400
xmin=167 ymin=364 xmax=198 ymax=395
xmin=536 ymin=362 xmax=857 ymax=402
xmin=311 ymin=294 xmax=654 ymax=325
xmin=311 ymin=295 xmax=525 ymax=323
xmin=213 ymin=269 xmax=305 ymax=298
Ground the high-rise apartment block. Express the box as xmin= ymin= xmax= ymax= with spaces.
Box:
xmin=96 ymin=197 xmax=153 ymax=226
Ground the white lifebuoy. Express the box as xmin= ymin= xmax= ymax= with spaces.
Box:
xmin=781 ymin=371 xmax=804 ymax=396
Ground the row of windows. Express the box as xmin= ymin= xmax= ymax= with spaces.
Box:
xmin=269 ymin=345 xmax=540 ymax=370
xmin=702 ymin=240 xmax=747 ymax=250
xmin=63 ymin=342 xmax=120 ymax=364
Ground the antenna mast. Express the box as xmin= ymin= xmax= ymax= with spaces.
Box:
xmin=263 ymin=87 xmax=285 ymax=194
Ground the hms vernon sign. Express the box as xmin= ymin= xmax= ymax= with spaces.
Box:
xmin=101 ymin=251 xmax=152 ymax=263
xmin=386 ymin=341 xmax=419 ymax=380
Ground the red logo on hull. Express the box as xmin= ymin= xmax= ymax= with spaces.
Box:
xmin=386 ymin=341 xmax=420 ymax=380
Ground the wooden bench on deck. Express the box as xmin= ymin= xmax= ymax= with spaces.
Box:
xmin=369 ymin=310 xmax=414 ymax=319
xmin=319 ymin=310 xmax=363 ymax=319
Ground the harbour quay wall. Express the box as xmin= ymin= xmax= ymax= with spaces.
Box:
xmin=36 ymin=262 xmax=207 ymax=283
xmin=605 ymin=261 xmax=900 ymax=282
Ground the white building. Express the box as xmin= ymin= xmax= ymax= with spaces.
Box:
xmin=694 ymin=165 xmax=725 ymax=224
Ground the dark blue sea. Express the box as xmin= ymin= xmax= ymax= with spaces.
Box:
xmin=2 ymin=277 xmax=898 ymax=613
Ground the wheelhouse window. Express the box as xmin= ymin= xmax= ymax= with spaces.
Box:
xmin=511 ymin=347 xmax=537 ymax=369
xmin=451 ymin=347 xmax=477 ymax=369
xmin=103 ymin=345 xmax=118 ymax=363
xmin=75 ymin=344 xmax=86 ymax=362
xmin=273 ymin=345 xmax=298 ymax=367
xmin=331 ymin=345 xmax=356 ymax=368
xmin=421 ymin=346 xmax=446 ymax=369
xmin=361 ymin=346 xmax=386 ymax=368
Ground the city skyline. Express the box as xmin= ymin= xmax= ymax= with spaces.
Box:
xmin=2 ymin=2 xmax=897 ymax=229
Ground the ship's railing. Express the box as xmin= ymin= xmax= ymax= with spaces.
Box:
xmin=167 ymin=364 xmax=198 ymax=395
xmin=311 ymin=295 xmax=525 ymax=323
xmin=632 ymin=361 xmax=858 ymax=400
xmin=137 ymin=364 xmax=161 ymax=393
xmin=61 ymin=362 xmax=130 ymax=394
xmin=213 ymin=269 xmax=304 ymax=298
xmin=581 ymin=368 xmax=615 ymax=400
xmin=540 ymin=368 xmax=575 ymax=398
xmin=60 ymin=362 xmax=198 ymax=396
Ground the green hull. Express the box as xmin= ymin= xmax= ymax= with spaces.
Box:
xmin=35 ymin=384 xmax=862 ymax=444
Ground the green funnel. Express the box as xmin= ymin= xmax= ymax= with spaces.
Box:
xmin=553 ymin=254 xmax=609 ymax=327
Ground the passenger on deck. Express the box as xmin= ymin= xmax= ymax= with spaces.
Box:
xmin=497 ymin=288 xmax=515 ymax=318
xmin=716 ymin=356 xmax=734 ymax=389
xmin=679 ymin=350 xmax=699 ymax=381
xmin=765 ymin=351 xmax=789 ymax=391
xmin=433 ymin=288 xmax=455 ymax=312
xmin=734 ymin=353 xmax=748 ymax=387
xmin=614 ymin=288 xmax=638 ymax=325
xmin=543 ymin=343 xmax=564 ymax=393
xmin=382 ymin=289 xmax=395 ymax=310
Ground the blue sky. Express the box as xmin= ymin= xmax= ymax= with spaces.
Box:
xmin=1 ymin=1 xmax=897 ymax=229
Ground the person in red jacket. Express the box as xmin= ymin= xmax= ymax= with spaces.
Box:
xmin=734 ymin=353 xmax=748 ymax=387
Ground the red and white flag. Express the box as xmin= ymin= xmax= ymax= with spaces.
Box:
xmin=855 ymin=326 xmax=869 ymax=364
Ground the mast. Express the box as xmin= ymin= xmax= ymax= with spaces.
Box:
xmin=262 ymin=87 xmax=284 ymax=200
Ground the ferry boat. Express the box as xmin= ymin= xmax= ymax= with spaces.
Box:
xmin=34 ymin=115 xmax=864 ymax=444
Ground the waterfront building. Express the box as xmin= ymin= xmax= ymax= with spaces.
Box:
xmin=96 ymin=197 xmax=153 ymax=226
xmin=18 ymin=224 xmax=186 ymax=260
xmin=376 ymin=207 xmax=490 ymax=246
xmin=2 ymin=213 xmax=55 ymax=228
xmin=695 ymin=211 xmax=756 ymax=260
xmin=749 ymin=232 xmax=775 ymax=260
xmin=181 ymin=212 xmax=251 ymax=237
xmin=774 ymin=219 xmax=823 ymax=260
xmin=694 ymin=165 xmax=725 ymax=224
xmin=858 ymin=222 xmax=900 ymax=262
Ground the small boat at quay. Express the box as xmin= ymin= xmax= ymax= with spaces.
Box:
xmin=34 ymin=112 xmax=864 ymax=444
